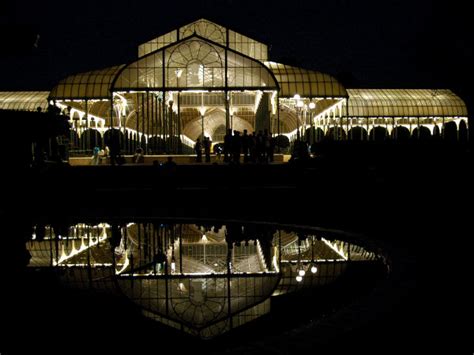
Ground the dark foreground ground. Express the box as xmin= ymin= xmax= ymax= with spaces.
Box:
xmin=0 ymin=141 xmax=471 ymax=354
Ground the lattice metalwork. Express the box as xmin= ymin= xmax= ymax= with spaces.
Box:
xmin=265 ymin=61 xmax=347 ymax=98
xmin=167 ymin=40 xmax=225 ymax=87
xmin=115 ymin=37 xmax=277 ymax=91
xmin=138 ymin=29 xmax=177 ymax=58
xmin=228 ymin=29 xmax=268 ymax=61
xmin=50 ymin=65 xmax=125 ymax=100
xmin=138 ymin=19 xmax=268 ymax=61
xmin=345 ymin=89 xmax=468 ymax=117
xmin=0 ymin=91 xmax=49 ymax=111
xmin=180 ymin=19 xmax=226 ymax=46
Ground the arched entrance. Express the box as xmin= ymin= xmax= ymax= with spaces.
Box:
xmin=110 ymin=36 xmax=279 ymax=154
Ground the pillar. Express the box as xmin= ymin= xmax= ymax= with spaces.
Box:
xmin=225 ymin=91 xmax=230 ymax=131
xmin=177 ymin=92 xmax=182 ymax=153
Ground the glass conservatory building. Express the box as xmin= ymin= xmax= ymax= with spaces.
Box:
xmin=0 ymin=19 xmax=469 ymax=155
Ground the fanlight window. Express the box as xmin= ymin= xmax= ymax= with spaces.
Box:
xmin=179 ymin=19 xmax=226 ymax=45
xmin=113 ymin=38 xmax=277 ymax=91
xmin=167 ymin=40 xmax=224 ymax=88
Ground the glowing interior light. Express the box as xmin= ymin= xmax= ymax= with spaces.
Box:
xmin=309 ymin=102 xmax=316 ymax=109
xmin=272 ymin=255 xmax=279 ymax=272
xmin=71 ymin=239 xmax=77 ymax=254
xmin=199 ymin=64 xmax=204 ymax=77
xmin=171 ymin=262 xmax=176 ymax=272
xmin=53 ymin=233 xmax=108 ymax=266
xmin=296 ymin=275 xmax=303 ymax=282
xmin=59 ymin=244 xmax=66 ymax=263
xmin=322 ymin=238 xmax=348 ymax=260
xmin=311 ymin=265 xmax=318 ymax=274
xmin=298 ymin=269 xmax=306 ymax=277
xmin=293 ymin=94 xmax=301 ymax=101
xmin=201 ymin=234 xmax=207 ymax=242
xmin=115 ymin=252 xmax=130 ymax=274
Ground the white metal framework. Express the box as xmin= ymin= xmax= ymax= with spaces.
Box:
xmin=0 ymin=18 xmax=469 ymax=153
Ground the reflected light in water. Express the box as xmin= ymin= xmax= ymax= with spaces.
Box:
xmin=26 ymin=222 xmax=383 ymax=339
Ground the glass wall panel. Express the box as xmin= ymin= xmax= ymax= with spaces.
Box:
xmin=228 ymin=29 xmax=268 ymax=61
xmin=138 ymin=30 xmax=177 ymax=57
xmin=114 ymin=53 xmax=164 ymax=90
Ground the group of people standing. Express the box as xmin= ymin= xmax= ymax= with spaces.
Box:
xmin=91 ymin=128 xmax=278 ymax=165
xmin=91 ymin=146 xmax=145 ymax=165
xmin=193 ymin=136 xmax=212 ymax=163
xmin=194 ymin=129 xmax=275 ymax=164
xmin=90 ymin=129 xmax=125 ymax=166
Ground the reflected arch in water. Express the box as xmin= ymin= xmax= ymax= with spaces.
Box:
xmin=26 ymin=221 xmax=384 ymax=339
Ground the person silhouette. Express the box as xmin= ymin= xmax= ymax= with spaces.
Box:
xmin=90 ymin=146 xmax=101 ymax=165
xmin=223 ymin=129 xmax=232 ymax=163
xmin=109 ymin=130 xmax=121 ymax=165
xmin=213 ymin=143 xmax=223 ymax=161
xmin=203 ymin=136 xmax=211 ymax=163
xmin=163 ymin=156 xmax=177 ymax=191
xmin=194 ymin=138 xmax=202 ymax=163
xmin=133 ymin=147 xmax=145 ymax=164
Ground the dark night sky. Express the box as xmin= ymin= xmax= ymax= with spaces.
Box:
xmin=0 ymin=0 xmax=472 ymax=104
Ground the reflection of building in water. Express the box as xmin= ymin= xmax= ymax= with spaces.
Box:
xmin=27 ymin=223 xmax=380 ymax=339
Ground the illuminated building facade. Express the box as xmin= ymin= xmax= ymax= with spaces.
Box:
xmin=0 ymin=19 xmax=469 ymax=155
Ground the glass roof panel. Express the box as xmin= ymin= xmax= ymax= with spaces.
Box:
xmin=264 ymin=61 xmax=347 ymax=98
xmin=0 ymin=91 xmax=50 ymax=111
xmin=138 ymin=19 xmax=268 ymax=61
xmin=345 ymin=89 xmax=467 ymax=117
xmin=49 ymin=65 xmax=125 ymax=100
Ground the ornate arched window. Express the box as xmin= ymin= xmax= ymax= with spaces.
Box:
xmin=179 ymin=19 xmax=226 ymax=45
xmin=113 ymin=37 xmax=278 ymax=91
xmin=167 ymin=40 xmax=224 ymax=88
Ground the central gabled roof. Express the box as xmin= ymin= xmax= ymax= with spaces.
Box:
xmin=138 ymin=18 xmax=268 ymax=62
xmin=48 ymin=19 xmax=347 ymax=99
xmin=113 ymin=34 xmax=278 ymax=91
